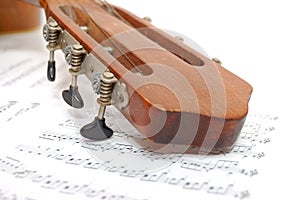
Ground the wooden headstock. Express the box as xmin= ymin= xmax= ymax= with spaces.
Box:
xmin=39 ymin=0 xmax=252 ymax=151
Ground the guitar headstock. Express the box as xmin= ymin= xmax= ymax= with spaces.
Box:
xmin=39 ymin=0 xmax=253 ymax=152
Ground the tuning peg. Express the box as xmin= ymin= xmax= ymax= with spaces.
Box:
xmin=62 ymin=85 xmax=84 ymax=108
xmin=62 ymin=44 xmax=87 ymax=108
xmin=43 ymin=20 xmax=61 ymax=82
xmin=47 ymin=60 xmax=56 ymax=81
xmin=80 ymin=117 xmax=113 ymax=140
xmin=80 ymin=71 xmax=117 ymax=140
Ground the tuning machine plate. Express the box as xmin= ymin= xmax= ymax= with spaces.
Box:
xmin=43 ymin=17 xmax=130 ymax=141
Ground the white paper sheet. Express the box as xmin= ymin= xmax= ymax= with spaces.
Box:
xmin=0 ymin=86 xmax=280 ymax=200
xmin=0 ymin=29 xmax=280 ymax=200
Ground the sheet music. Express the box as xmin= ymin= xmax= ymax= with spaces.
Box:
xmin=0 ymin=28 xmax=282 ymax=200
xmin=0 ymin=87 xmax=279 ymax=200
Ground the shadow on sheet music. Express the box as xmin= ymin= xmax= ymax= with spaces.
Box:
xmin=75 ymin=102 xmax=269 ymax=174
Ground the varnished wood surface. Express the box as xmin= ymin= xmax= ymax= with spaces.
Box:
xmin=40 ymin=0 xmax=253 ymax=150
xmin=0 ymin=0 xmax=41 ymax=33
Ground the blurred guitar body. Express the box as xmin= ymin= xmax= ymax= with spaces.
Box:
xmin=0 ymin=0 xmax=41 ymax=33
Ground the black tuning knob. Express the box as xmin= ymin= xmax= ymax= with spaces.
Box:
xmin=47 ymin=60 xmax=56 ymax=81
xmin=62 ymin=85 xmax=84 ymax=108
xmin=80 ymin=118 xmax=113 ymax=140
xmin=79 ymin=71 xmax=117 ymax=141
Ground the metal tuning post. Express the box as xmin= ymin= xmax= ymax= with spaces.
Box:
xmin=80 ymin=71 xmax=118 ymax=140
xmin=43 ymin=19 xmax=61 ymax=81
xmin=62 ymin=44 xmax=87 ymax=108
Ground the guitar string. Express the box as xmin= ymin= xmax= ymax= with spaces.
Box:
xmin=94 ymin=0 xmax=132 ymax=27
xmin=94 ymin=0 xmax=147 ymax=74
xmin=73 ymin=0 xmax=141 ymax=73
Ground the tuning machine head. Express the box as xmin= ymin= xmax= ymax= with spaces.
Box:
xmin=42 ymin=19 xmax=62 ymax=81
xmin=80 ymin=70 xmax=129 ymax=141
xmin=62 ymin=44 xmax=87 ymax=109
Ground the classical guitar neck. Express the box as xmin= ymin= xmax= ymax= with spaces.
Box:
xmin=36 ymin=0 xmax=252 ymax=151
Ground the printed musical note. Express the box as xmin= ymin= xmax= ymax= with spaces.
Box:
xmin=6 ymin=102 xmax=40 ymax=122
xmin=0 ymin=190 xmax=35 ymax=200
xmin=242 ymin=152 xmax=265 ymax=159
xmin=141 ymin=172 xmax=168 ymax=182
xmin=231 ymin=144 xmax=253 ymax=153
xmin=0 ymin=101 xmax=18 ymax=114
xmin=234 ymin=190 xmax=250 ymax=199
xmin=120 ymin=170 xmax=142 ymax=178
xmin=182 ymin=181 xmax=208 ymax=190
xmin=207 ymin=184 xmax=233 ymax=195
xmin=165 ymin=177 xmax=186 ymax=185
xmin=240 ymin=169 xmax=259 ymax=177
xmin=58 ymin=119 xmax=86 ymax=129
xmin=83 ymin=161 xmax=103 ymax=170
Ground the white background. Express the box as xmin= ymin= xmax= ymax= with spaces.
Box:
xmin=106 ymin=0 xmax=300 ymax=113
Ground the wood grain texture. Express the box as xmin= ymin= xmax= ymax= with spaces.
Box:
xmin=40 ymin=0 xmax=253 ymax=151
